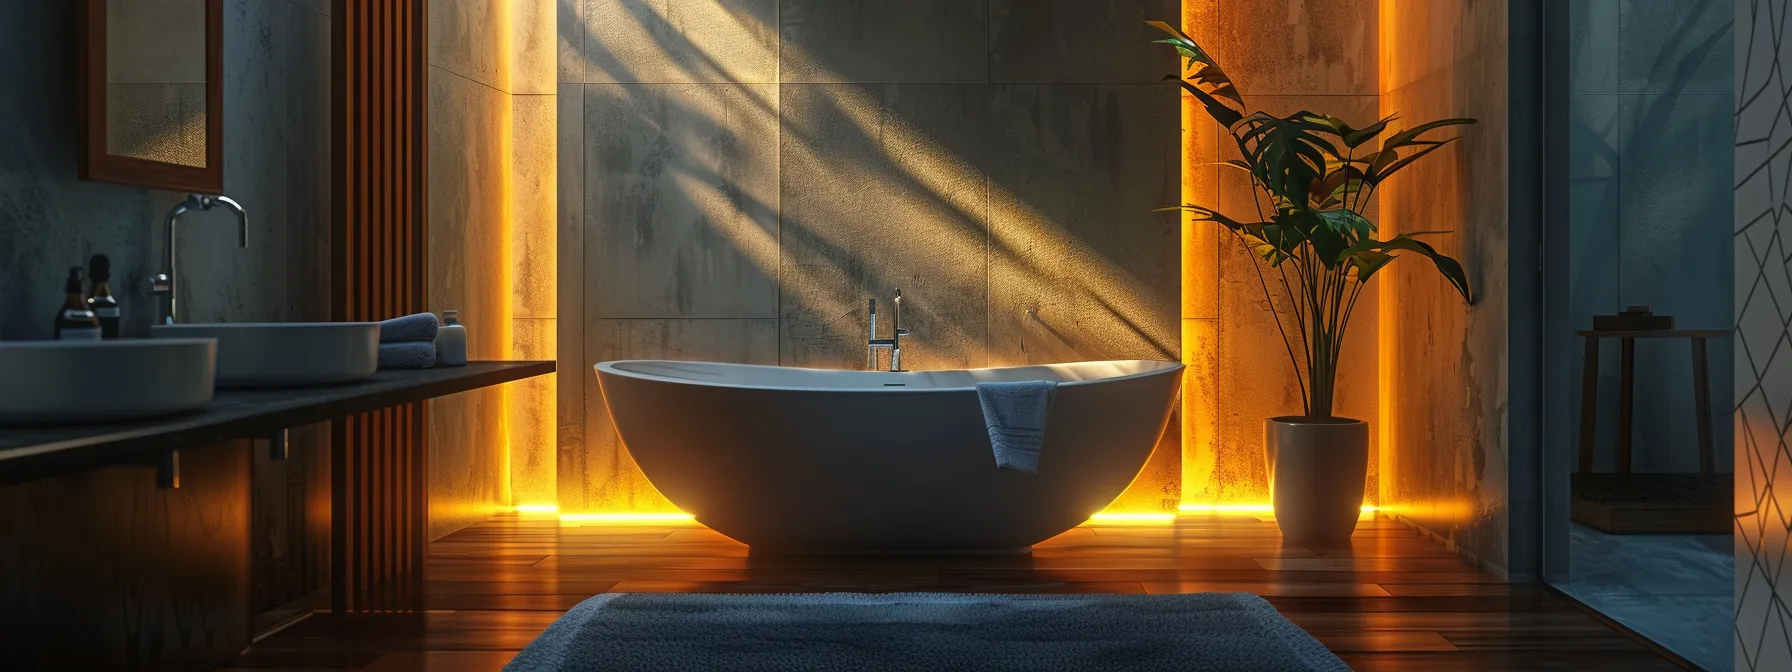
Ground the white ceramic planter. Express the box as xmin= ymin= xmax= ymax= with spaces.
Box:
xmin=1265 ymin=416 xmax=1368 ymax=543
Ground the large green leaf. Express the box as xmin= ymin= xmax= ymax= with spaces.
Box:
xmin=1304 ymin=113 xmax=1398 ymax=150
xmin=1382 ymin=118 xmax=1476 ymax=149
xmin=1343 ymin=114 xmax=1399 ymax=148
xmin=1345 ymin=250 xmax=1395 ymax=281
xmin=1357 ymin=118 xmax=1475 ymax=185
xmin=1146 ymin=21 xmax=1244 ymax=109
xmin=1313 ymin=165 xmax=1367 ymax=209
xmin=1316 ymin=208 xmax=1375 ymax=243
xmin=1234 ymin=112 xmax=1334 ymax=212
xmin=1249 ymin=222 xmax=1308 ymax=266
xmin=1365 ymin=138 xmax=1458 ymax=185
xmin=1175 ymin=79 xmax=1243 ymax=129
xmin=1271 ymin=209 xmax=1347 ymax=268
xmin=1162 ymin=203 xmax=1310 ymax=266
xmin=1337 ymin=234 xmax=1474 ymax=302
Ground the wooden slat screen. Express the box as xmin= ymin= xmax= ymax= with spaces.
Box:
xmin=329 ymin=0 xmax=428 ymax=613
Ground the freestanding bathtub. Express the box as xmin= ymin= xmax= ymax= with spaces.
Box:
xmin=595 ymin=359 xmax=1183 ymax=554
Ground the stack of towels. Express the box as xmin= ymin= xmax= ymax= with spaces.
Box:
xmin=378 ymin=312 xmax=439 ymax=369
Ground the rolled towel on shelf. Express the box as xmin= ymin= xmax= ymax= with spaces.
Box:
xmin=378 ymin=340 xmax=437 ymax=369
xmin=976 ymin=380 xmax=1058 ymax=474
xmin=379 ymin=312 xmax=439 ymax=343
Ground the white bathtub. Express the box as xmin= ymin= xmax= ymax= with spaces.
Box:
xmin=594 ymin=359 xmax=1183 ymax=554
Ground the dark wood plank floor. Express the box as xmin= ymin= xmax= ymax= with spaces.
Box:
xmin=229 ymin=513 xmax=1684 ymax=671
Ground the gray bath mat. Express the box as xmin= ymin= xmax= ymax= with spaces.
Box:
xmin=506 ymin=592 xmax=1350 ymax=672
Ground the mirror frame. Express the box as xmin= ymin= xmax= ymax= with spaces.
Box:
xmin=77 ymin=0 xmax=224 ymax=194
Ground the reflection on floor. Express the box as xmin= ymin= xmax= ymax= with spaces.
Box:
xmin=231 ymin=514 xmax=1683 ymax=671
xmin=1556 ymin=523 xmax=1732 ymax=671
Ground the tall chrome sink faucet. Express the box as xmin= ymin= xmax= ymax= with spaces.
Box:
xmin=867 ymin=288 xmax=912 ymax=372
xmin=151 ymin=193 xmax=248 ymax=324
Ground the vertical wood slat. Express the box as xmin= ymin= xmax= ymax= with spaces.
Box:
xmin=330 ymin=0 xmax=428 ymax=614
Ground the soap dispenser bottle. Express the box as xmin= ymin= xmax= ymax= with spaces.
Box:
xmin=436 ymin=310 xmax=467 ymax=366
xmin=86 ymin=254 xmax=120 ymax=338
xmin=53 ymin=267 xmax=102 ymax=341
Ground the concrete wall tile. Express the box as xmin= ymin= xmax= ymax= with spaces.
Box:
xmin=558 ymin=0 xmax=588 ymax=83
xmin=989 ymin=0 xmax=1179 ymax=84
xmin=429 ymin=68 xmax=511 ymax=357
xmin=985 ymin=84 xmax=1180 ymax=367
xmin=512 ymin=0 xmax=557 ymax=94
xmin=510 ymin=318 xmax=557 ymax=507
xmin=780 ymin=0 xmax=987 ymax=83
xmin=513 ymin=94 xmax=558 ymax=318
xmin=1215 ymin=0 xmax=1376 ymax=96
xmin=556 ymin=84 xmax=588 ymax=510
xmin=1180 ymin=318 xmax=1220 ymax=503
xmin=575 ymin=0 xmax=778 ymax=84
xmin=1570 ymin=0 xmax=1620 ymax=93
xmin=429 ymin=0 xmax=507 ymax=91
xmin=426 ymin=65 xmax=512 ymax=533
xmin=1619 ymin=0 xmax=1733 ymax=95
xmin=778 ymin=83 xmax=990 ymax=370
xmin=583 ymin=83 xmax=779 ymax=319
xmin=1377 ymin=0 xmax=1504 ymax=95
xmin=1378 ymin=42 xmax=1509 ymax=570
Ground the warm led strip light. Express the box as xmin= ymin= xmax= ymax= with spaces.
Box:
xmin=557 ymin=513 xmax=696 ymax=524
xmin=1086 ymin=512 xmax=1178 ymax=524
xmin=1177 ymin=504 xmax=1380 ymax=514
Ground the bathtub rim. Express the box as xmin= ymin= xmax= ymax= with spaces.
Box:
xmin=593 ymin=359 xmax=1184 ymax=394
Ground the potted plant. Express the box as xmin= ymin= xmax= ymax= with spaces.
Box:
xmin=1149 ymin=22 xmax=1475 ymax=542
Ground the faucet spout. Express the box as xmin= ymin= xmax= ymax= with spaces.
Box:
xmin=203 ymin=195 xmax=249 ymax=248
xmin=866 ymin=288 xmax=913 ymax=372
xmin=154 ymin=193 xmax=250 ymax=324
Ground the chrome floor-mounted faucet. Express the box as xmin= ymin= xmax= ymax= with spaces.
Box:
xmin=151 ymin=193 xmax=248 ymax=324
xmin=867 ymin=289 xmax=912 ymax=372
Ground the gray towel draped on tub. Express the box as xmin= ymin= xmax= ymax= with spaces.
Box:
xmin=976 ymin=380 xmax=1058 ymax=473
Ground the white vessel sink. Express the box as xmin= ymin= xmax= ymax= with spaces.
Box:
xmin=152 ymin=322 xmax=380 ymax=388
xmin=0 ymin=339 xmax=217 ymax=423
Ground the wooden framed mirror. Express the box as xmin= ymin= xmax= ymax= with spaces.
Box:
xmin=78 ymin=0 xmax=223 ymax=193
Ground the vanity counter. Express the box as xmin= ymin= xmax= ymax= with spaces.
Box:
xmin=0 ymin=360 xmax=554 ymax=485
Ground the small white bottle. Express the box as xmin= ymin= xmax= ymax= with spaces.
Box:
xmin=436 ymin=310 xmax=467 ymax=367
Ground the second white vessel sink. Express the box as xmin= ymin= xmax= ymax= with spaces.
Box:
xmin=0 ymin=339 xmax=217 ymax=423
xmin=152 ymin=322 xmax=380 ymax=388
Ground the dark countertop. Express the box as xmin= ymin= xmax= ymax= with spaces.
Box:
xmin=0 ymin=361 xmax=554 ymax=484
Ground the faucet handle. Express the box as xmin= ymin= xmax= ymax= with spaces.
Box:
xmin=896 ymin=328 xmax=910 ymax=336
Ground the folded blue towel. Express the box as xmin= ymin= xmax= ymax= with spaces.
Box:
xmin=379 ymin=312 xmax=439 ymax=343
xmin=378 ymin=341 xmax=437 ymax=369
xmin=977 ymin=380 xmax=1058 ymax=474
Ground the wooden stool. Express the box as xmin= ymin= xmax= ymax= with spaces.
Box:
xmin=1575 ymin=329 xmax=1726 ymax=474
xmin=1572 ymin=328 xmax=1729 ymax=535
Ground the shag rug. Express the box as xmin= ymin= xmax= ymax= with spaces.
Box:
xmin=505 ymin=592 xmax=1350 ymax=672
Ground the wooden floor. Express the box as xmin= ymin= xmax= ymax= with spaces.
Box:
xmin=229 ymin=513 xmax=1685 ymax=671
